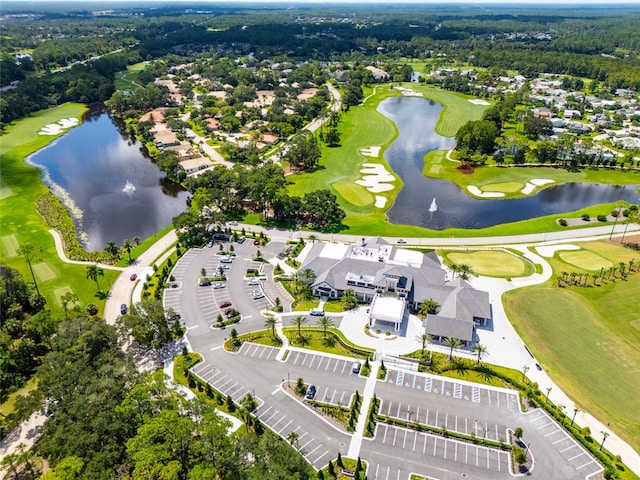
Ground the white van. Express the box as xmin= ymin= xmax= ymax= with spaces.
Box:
xmin=309 ymin=309 xmax=324 ymax=316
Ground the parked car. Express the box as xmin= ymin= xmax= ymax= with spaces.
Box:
xmin=224 ymin=308 xmax=238 ymax=319
xmin=207 ymin=241 xmax=213 ymax=248
xmin=309 ymin=309 xmax=324 ymax=316
xmin=253 ymin=239 xmax=261 ymax=246
xmin=219 ymin=301 xmax=232 ymax=309
xmin=120 ymin=304 xmax=128 ymax=315
xmin=397 ymin=239 xmax=407 ymax=244
xmin=252 ymin=290 xmax=264 ymax=299
xmin=247 ymin=278 xmax=260 ymax=286
xmin=352 ymin=361 xmax=361 ymax=374
xmin=536 ymin=363 xmax=543 ymax=371
xmin=228 ymin=221 xmax=238 ymax=226
xmin=199 ymin=280 xmax=211 ymax=287
xmin=220 ymin=256 xmax=233 ymax=263
xmin=213 ymin=283 xmax=226 ymax=289
xmin=306 ymin=385 xmax=317 ymax=399
xmin=130 ymin=273 xmax=137 ymax=281
xmin=237 ymin=236 xmax=246 ymax=244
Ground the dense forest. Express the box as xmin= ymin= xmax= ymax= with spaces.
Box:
xmin=2 ymin=3 xmax=640 ymax=126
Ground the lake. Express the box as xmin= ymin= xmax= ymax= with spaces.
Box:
xmin=378 ymin=96 xmax=639 ymax=230
xmin=27 ymin=108 xmax=189 ymax=251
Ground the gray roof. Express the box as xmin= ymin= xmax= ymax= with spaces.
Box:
xmin=424 ymin=315 xmax=474 ymax=342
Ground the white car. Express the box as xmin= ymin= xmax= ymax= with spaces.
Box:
xmin=213 ymin=283 xmax=226 ymax=289
xmin=252 ymin=290 xmax=264 ymax=299
xmin=247 ymin=278 xmax=260 ymax=286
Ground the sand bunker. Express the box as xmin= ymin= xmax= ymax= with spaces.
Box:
xmin=536 ymin=244 xmax=580 ymax=258
xmin=395 ymin=86 xmax=423 ymax=97
xmin=375 ymin=196 xmax=387 ymax=208
xmin=469 ymin=99 xmax=490 ymax=105
xmin=360 ymin=146 xmax=381 ymax=157
xmin=467 ymin=186 xmax=505 ymax=198
xmin=521 ymin=178 xmax=554 ymax=194
xmin=356 ymin=163 xmax=395 ymax=194
xmin=39 ymin=117 xmax=79 ymax=135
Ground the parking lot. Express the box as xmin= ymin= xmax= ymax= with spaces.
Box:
xmin=526 ymin=410 xmax=602 ymax=478
xmin=385 ymin=369 xmax=520 ymax=411
xmin=377 ymin=397 xmax=508 ymax=442
xmin=191 ymin=360 xmax=254 ymax=404
xmin=364 ymin=424 xmax=511 ymax=480
xmin=238 ymin=342 xmax=280 ymax=362
xmin=256 ymin=393 xmax=347 ymax=470
xmin=287 ymin=351 xmax=361 ymax=377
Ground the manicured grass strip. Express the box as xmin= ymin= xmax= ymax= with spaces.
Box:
xmin=558 ymin=250 xmax=614 ymax=271
xmin=1 ymin=234 xmax=20 ymax=257
xmin=411 ymin=84 xmax=489 ymax=137
xmin=283 ymin=327 xmax=373 ymax=359
xmin=504 ymin=244 xmax=640 ymax=453
xmin=333 ymin=182 xmax=374 ymax=207
xmin=440 ymin=249 xmax=534 ymax=278
xmin=482 ymin=182 xmax=523 ymax=193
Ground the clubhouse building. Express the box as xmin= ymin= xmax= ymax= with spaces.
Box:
xmin=299 ymin=238 xmax=491 ymax=347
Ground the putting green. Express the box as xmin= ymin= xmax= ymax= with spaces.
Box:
xmin=443 ymin=250 xmax=532 ymax=277
xmin=428 ymin=165 xmax=441 ymax=174
xmin=482 ymin=182 xmax=523 ymax=193
xmin=558 ymin=250 xmax=614 ymax=271
xmin=0 ymin=175 xmax=12 ymax=200
xmin=53 ymin=286 xmax=73 ymax=307
xmin=33 ymin=261 xmax=57 ymax=282
xmin=1 ymin=234 xmax=20 ymax=257
xmin=333 ymin=182 xmax=374 ymax=207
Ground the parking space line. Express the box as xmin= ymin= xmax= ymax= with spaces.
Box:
xmin=545 ymin=429 xmax=561 ymax=437
xmin=413 ymin=430 xmax=417 ymax=450
xmin=552 ymin=437 xmax=567 ymax=445
xmin=476 ymin=446 xmax=479 ymax=467
xmin=443 ymin=439 xmax=447 ymax=459
xmin=537 ymin=421 xmax=555 ymax=429
xmin=278 ymin=420 xmax=292 ymax=434
xmin=260 ymin=406 xmax=272 ymax=417
xmin=402 ymin=429 xmax=407 ymax=448
xmin=576 ymin=460 xmax=596 ymax=470
xmin=341 ymin=362 xmax=347 ymax=374
xmin=305 ymin=444 xmax=321 ymax=458
xmin=465 ymin=444 xmax=468 ymax=464
xmin=433 ymin=437 xmax=438 ymax=456
xmin=392 ymin=427 xmax=398 ymax=446
xmin=271 ymin=415 xmax=287 ymax=429
xmin=568 ymin=452 xmax=586 ymax=461
xmin=308 ymin=355 xmax=315 ymax=368
xmin=382 ymin=424 xmax=388 ymax=443
xmin=454 ymin=441 xmax=458 ymax=461
xmin=314 ymin=451 xmax=329 ymax=465
xmin=560 ymin=444 xmax=577 ymax=453
xmin=425 ymin=377 xmax=432 ymax=392
xmin=423 ymin=433 xmax=427 ymax=453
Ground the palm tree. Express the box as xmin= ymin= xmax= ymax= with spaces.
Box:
xmin=308 ymin=234 xmax=318 ymax=243
xmin=449 ymin=263 xmax=460 ymax=278
xmin=105 ymin=240 xmax=120 ymax=261
xmin=60 ymin=291 xmax=79 ymax=320
xmin=521 ymin=365 xmax=529 ymax=382
xmin=293 ymin=315 xmax=306 ymax=341
xmin=458 ymin=264 xmax=474 ymax=280
xmin=600 ymin=431 xmax=609 ymax=451
xmin=86 ymin=264 xmax=104 ymax=292
xmin=609 ymin=200 xmax=629 ymax=240
xmin=17 ymin=244 xmax=41 ymax=295
xmin=317 ymin=316 xmax=333 ymax=339
xmin=341 ymin=289 xmax=358 ymax=310
xmin=133 ymin=235 xmax=141 ymax=245
xmin=287 ymin=431 xmax=299 ymax=448
xmin=264 ymin=316 xmax=277 ymax=338
xmin=443 ymin=337 xmax=461 ymax=361
xmin=415 ymin=333 xmax=432 ymax=354
xmin=471 ymin=343 xmax=489 ymax=365
xmin=417 ymin=298 xmax=439 ymax=316
xmin=122 ymin=238 xmax=134 ymax=262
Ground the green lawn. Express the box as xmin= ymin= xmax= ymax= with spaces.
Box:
xmin=440 ymin=249 xmax=534 ymax=278
xmin=423 ymin=155 xmax=640 ymax=200
xmin=504 ymin=241 xmax=640 ymax=452
xmin=114 ymin=61 xmax=149 ymax=91
xmin=0 ymin=103 xmax=119 ymax=317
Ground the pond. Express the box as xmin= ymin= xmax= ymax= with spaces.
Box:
xmin=27 ymin=108 xmax=189 ymax=251
xmin=378 ymin=96 xmax=639 ymax=230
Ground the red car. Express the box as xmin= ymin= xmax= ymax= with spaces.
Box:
xmin=130 ymin=273 xmax=138 ymax=281
xmin=253 ymin=239 xmax=261 ymax=246
xmin=219 ymin=301 xmax=232 ymax=309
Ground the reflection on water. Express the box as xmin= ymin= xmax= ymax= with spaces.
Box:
xmin=378 ymin=96 xmax=639 ymax=230
xmin=28 ymin=107 xmax=189 ymax=251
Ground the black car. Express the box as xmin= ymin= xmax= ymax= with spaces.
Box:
xmin=306 ymin=385 xmax=317 ymax=399
xmin=120 ymin=304 xmax=128 ymax=315
xmin=199 ymin=280 xmax=211 ymax=286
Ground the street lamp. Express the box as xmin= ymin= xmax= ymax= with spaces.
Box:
xmin=287 ymin=372 xmax=290 ymax=387
xmin=524 ymin=442 xmax=531 ymax=457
